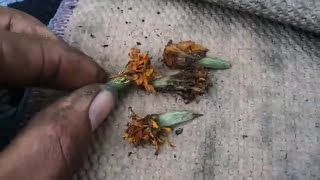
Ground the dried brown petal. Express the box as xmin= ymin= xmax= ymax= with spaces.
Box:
xmin=163 ymin=40 xmax=209 ymax=69
xmin=153 ymin=65 xmax=210 ymax=103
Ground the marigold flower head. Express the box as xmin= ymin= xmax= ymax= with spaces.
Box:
xmin=124 ymin=108 xmax=174 ymax=155
xmin=163 ymin=40 xmax=209 ymax=69
xmin=116 ymin=48 xmax=160 ymax=93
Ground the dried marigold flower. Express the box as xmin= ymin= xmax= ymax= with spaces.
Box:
xmin=152 ymin=65 xmax=210 ymax=103
xmin=116 ymin=48 xmax=160 ymax=93
xmin=124 ymin=108 xmax=202 ymax=155
xmin=163 ymin=40 xmax=209 ymax=69
xmin=124 ymin=108 xmax=173 ymax=155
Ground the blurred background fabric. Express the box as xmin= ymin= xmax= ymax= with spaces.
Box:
xmin=0 ymin=0 xmax=62 ymax=24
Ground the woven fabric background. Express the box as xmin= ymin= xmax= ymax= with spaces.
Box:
xmin=203 ymin=0 xmax=320 ymax=34
xmin=22 ymin=0 xmax=320 ymax=179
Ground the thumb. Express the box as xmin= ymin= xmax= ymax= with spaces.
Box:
xmin=0 ymin=84 xmax=115 ymax=180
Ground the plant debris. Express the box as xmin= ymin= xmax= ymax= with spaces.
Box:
xmin=163 ymin=40 xmax=208 ymax=69
xmin=114 ymin=48 xmax=160 ymax=93
xmin=124 ymin=108 xmax=174 ymax=155
xmin=175 ymin=128 xmax=183 ymax=135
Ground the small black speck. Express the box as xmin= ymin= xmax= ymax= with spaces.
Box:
xmin=221 ymin=80 xmax=224 ymax=83
xmin=128 ymin=7 xmax=132 ymax=10
xmin=111 ymin=154 xmax=114 ymax=156
xmin=102 ymin=45 xmax=109 ymax=48
xmin=125 ymin=21 xmax=129 ymax=24
xmin=168 ymin=24 xmax=171 ymax=27
xmin=90 ymin=34 xmax=95 ymax=38
xmin=242 ymin=135 xmax=248 ymax=139
xmin=218 ymin=105 xmax=221 ymax=108
xmin=142 ymin=19 xmax=145 ymax=22
xmin=78 ymin=25 xmax=83 ymax=28
xmin=175 ymin=128 xmax=183 ymax=135
xmin=305 ymin=99 xmax=308 ymax=101
xmin=69 ymin=5 xmax=76 ymax=9
xmin=238 ymin=119 xmax=242 ymax=122
xmin=117 ymin=7 xmax=120 ymax=10
xmin=128 ymin=152 xmax=133 ymax=157
xmin=121 ymin=10 xmax=124 ymax=13
xmin=136 ymin=42 xmax=141 ymax=46
xmin=174 ymin=154 xmax=177 ymax=158
xmin=284 ymin=153 xmax=287 ymax=159
xmin=157 ymin=11 xmax=160 ymax=15
xmin=145 ymin=36 xmax=148 ymax=39
xmin=124 ymin=42 xmax=127 ymax=45
xmin=156 ymin=34 xmax=160 ymax=37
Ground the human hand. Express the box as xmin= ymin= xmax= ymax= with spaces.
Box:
xmin=0 ymin=7 xmax=115 ymax=179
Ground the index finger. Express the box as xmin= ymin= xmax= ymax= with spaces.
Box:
xmin=0 ymin=30 xmax=108 ymax=90
xmin=0 ymin=7 xmax=57 ymax=40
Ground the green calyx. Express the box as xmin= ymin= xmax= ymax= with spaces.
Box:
xmin=197 ymin=57 xmax=231 ymax=69
xmin=151 ymin=76 xmax=174 ymax=89
xmin=156 ymin=111 xmax=203 ymax=127
xmin=105 ymin=77 xmax=131 ymax=92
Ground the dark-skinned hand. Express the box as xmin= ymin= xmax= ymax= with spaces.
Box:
xmin=0 ymin=7 xmax=115 ymax=180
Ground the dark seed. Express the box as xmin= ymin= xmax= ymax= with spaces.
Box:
xmin=142 ymin=19 xmax=145 ymax=22
xmin=78 ymin=25 xmax=83 ymax=28
xmin=90 ymin=34 xmax=95 ymax=38
xmin=242 ymin=135 xmax=248 ymax=139
xmin=157 ymin=11 xmax=160 ymax=15
xmin=128 ymin=152 xmax=133 ymax=156
xmin=145 ymin=36 xmax=148 ymax=39
xmin=128 ymin=7 xmax=132 ymax=10
xmin=102 ymin=45 xmax=109 ymax=48
xmin=175 ymin=128 xmax=183 ymax=135
xmin=136 ymin=42 xmax=141 ymax=46
xmin=174 ymin=154 xmax=177 ymax=158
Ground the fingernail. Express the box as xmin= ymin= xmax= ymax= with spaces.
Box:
xmin=89 ymin=88 xmax=116 ymax=131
